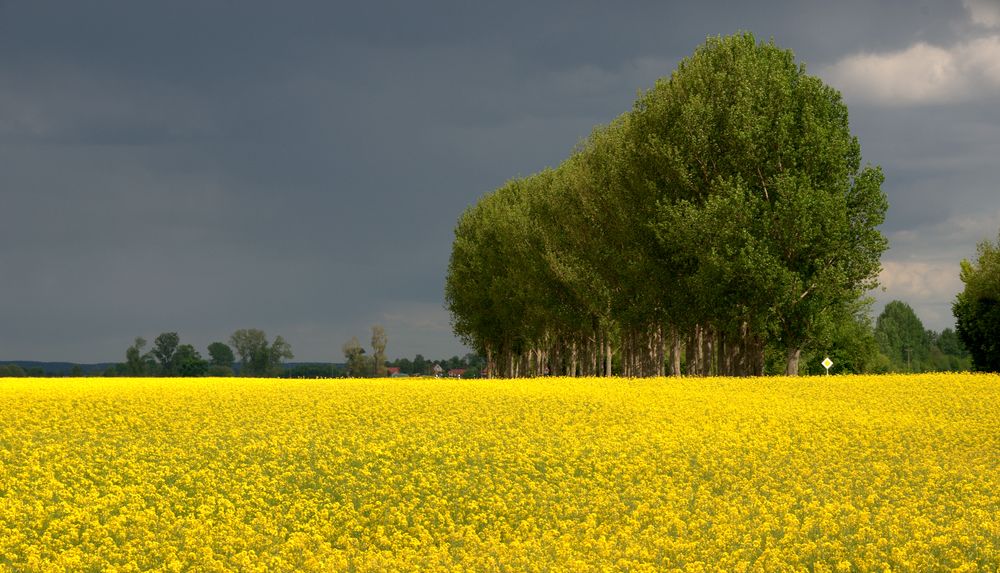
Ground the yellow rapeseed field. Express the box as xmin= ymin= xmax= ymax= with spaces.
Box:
xmin=0 ymin=374 xmax=997 ymax=572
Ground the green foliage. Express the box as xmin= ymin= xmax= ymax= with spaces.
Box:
xmin=874 ymin=301 xmax=968 ymax=373
xmin=125 ymin=337 xmax=154 ymax=376
xmin=445 ymin=32 xmax=888 ymax=377
xmin=206 ymin=364 xmax=235 ymax=377
xmin=283 ymin=363 xmax=342 ymax=378
xmin=954 ymin=234 xmax=1000 ymax=371
xmin=230 ymin=328 xmax=294 ymax=377
xmin=0 ymin=364 xmax=27 ymax=377
xmin=173 ymin=344 xmax=208 ymax=377
xmin=640 ymin=33 xmax=887 ymax=372
xmin=371 ymin=325 xmax=388 ymax=378
xmin=342 ymin=336 xmax=371 ymax=377
xmin=207 ymin=342 xmax=235 ymax=369
xmin=799 ymin=301 xmax=880 ymax=375
xmin=875 ymin=301 xmax=929 ymax=372
xmin=152 ymin=332 xmax=180 ymax=375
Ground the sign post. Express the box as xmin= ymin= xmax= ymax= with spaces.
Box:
xmin=821 ymin=356 xmax=833 ymax=376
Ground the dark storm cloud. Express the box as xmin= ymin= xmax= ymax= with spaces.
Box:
xmin=1 ymin=0 xmax=996 ymax=361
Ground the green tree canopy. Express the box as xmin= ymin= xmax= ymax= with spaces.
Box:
xmin=371 ymin=325 xmax=388 ymax=377
xmin=954 ymin=232 xmax=1000 ymax=371
xmin=445 ymin=32 xmax=887 ymax=378
xmin=230 ymin=329 xmax=294 ymax=377
xmin=173 ymin=344 xmax=208 ymax=377
xmin=125 ymin=336 xmax=149 ymax=376
xmin=639 ymin=33 xmax=887 ymax=375
xmin=207 ymin=342 xmax=235 ymax=368
xmin=342 ymin=336 xmax=370 ymax=377
xmin=875 ymin=301 xmax=930 ymax=372
xmin=152 ymin=332 xmax=180 ymax=375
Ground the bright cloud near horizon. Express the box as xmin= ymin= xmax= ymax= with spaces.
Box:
xmin=1 ymin=1 xmax=999 ymax=362
xmin=817 ymin=0 xmax=1000 ymax=331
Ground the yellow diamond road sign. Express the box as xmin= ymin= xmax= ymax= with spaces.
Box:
xmin=822 ymin=357 xmax=833 ymax=370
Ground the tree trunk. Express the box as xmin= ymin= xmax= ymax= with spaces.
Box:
xmin=693 ymin=325 xmax=704 ymax=376
xmin=785 ymin=347 xmax=802 ymax=376
xmin=670 ymin=328 xmax=682 ymax=376
xmin=570 ymin=340 xmax=578 ymax=377
xmin=701 ymin=326 xmax=712 ymax=377
xmin=606 ymin=336 xmax=613 ymax=377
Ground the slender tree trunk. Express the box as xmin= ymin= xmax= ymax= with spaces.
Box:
xmin=570 ymin=340 xmax=578 ymax=377
xmin=685 ymin=328 xmax=696 ymax=376
xmin=486 ymin=346 xmax=493 ymax=379
xmin=785 ymin=347 xmax=802 ymax=376
xmin=719 ymin=336 xmax=729 ymax=376
xmin=752 ymin=338 xmax=765 ymax=376
xmin=606 ymin=335 xmax=613 ymax=377
xmin=670 ymin=327 xmax=682 ymax=376
xmin=655 ymin=325 xmax=664 ymax=377
xmin=591 ymin=333 xmax=598 ymax=376
xmin=701 ymin=326 xmax=712 ymax=377
xmin=694 ymin=325 xmax=704 ymax=376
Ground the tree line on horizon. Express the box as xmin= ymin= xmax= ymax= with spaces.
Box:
xmin=0 ymin=292 xmax=991 ymax=378
xmin=340 ymin=324 xmax=486 ymax=378
xmin=446 ymin=33 xmax=889 ymax=378
xmin=116 ymin=328 xmax=293 ymax=377
xmin=0 ymin=325 xmax=488 ymax=379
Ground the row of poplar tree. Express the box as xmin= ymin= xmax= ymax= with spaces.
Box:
xmin=446 ymin=33 xmax=889 ymax=378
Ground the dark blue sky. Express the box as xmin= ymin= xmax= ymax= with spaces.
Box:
xmin=2 ymin=1 xmax=998 ymax=361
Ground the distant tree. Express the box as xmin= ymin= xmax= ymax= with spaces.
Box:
xmin=206 ymin=365 xmax=234 ymax=377
xmin=799 ymin=301 xmax=880 ymax=375
xmin=283 ymin=363 xmax=335 ymax=378
xmin=230 ymin=329 xmax=294 ymax=377
xmin=463 ymin=353 xmax=486 ymax=372
xmin=0 ymin=364 xmax=26 ymax=377
xmin=103 ymin=364 xmax=127 ymax=377
xmin=935 ymin=328 xmax=967 ymax=357
xmin=371 ymin=325 xmax=388 ymax=377
xmin=231 ymin=328 xmax=266 ymax=372
xmin=152 ymin=332 xmax=180 ymax=375
xmin=342 ymin=336 xmax=370 ymax=377
xmin=412 ymin=354 xmax=428 ymax=376
xmin=207 ymin=342 xmax=235 ymax=368
xmin=875 ymin=301 xmax=930 ymax=372
xmin=125 ymin=337 xmax=152 ymax=376
xmin=269 ymin=336 xmax=294 ymax=374
xmin=395 ymin=357 xmax=413 ymax=374
xmin=954 ymin=233 xmax=1000 ymax=371
xmin=70 ymin=364 xmax=84 ymax=377
xmin=173 ymin=344 xmax=209 ymax=377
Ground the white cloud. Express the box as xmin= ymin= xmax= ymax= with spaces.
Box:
xmin=873 ymin=208 xmax=1000 ymax=329
xmin=878 ymin=260 xmax=962 ymax=301
xmin=875 ymin=260 xmax=963 ymax=330
xmin=820 ymin=0 xmax=1000 ymax=105
xmin=964 ymin=0 xmax=1000 ymax=28
xmin=889 ymin=208 xmax=1000 ymax=256
xmin=821 ymin=35 xmax=1000 ymax=105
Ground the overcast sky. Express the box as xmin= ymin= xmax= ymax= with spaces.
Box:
xmin=2 ymin=1 xmax=999 ymax=362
